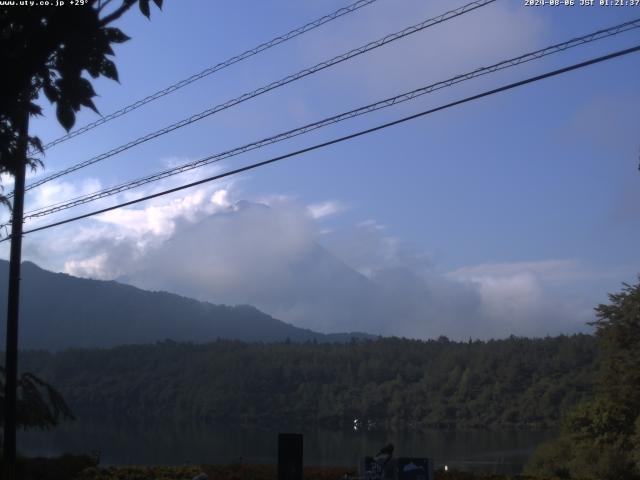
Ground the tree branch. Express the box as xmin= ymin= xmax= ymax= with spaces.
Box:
xmin=99 ymin=0 xmax=137 ymax=26
xmin=97 ymin=0 xmax=116 ymax=13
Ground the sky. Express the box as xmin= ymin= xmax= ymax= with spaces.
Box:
xmin=2 ymin=0 xmax=639 ymax=339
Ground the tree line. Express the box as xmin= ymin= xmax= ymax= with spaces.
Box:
xmin=17 ymin=334 xmax=597 ymax=431
xmin=525 ymin=280 xmax=640 ymax=479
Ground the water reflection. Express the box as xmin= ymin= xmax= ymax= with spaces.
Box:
xmin=18 ymin=419 xmax=552 ymax=475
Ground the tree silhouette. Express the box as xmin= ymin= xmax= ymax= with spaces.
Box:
xmin=0 ymin=367 xmax=74 ymax=431
xmin=0 ymin=0 xmax=163 ymax=463
xmin=0 ymin=0 xmax=163 ymax=204
xmin=526 ymin=278 xmax=640 ymax=479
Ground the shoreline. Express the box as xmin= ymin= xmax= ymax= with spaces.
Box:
xmin=10 ymin=456 xmax=547 ymax=480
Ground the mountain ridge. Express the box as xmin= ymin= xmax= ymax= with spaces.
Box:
xmin=0 ymin=260 xmax=375 ymax=350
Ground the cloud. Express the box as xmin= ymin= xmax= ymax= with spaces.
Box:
xmin=449 ymin=260 xmax=600 ymax=337
xmin=7 ymin=178 xmax=613 ymax=340
xmin=0 ymin=167 xmax=42 ymax=191
xmin=5 ymin=163 xmax=234 ymax=274
xmin=322 ymin=219 xmax=431 ymax=279
xmin=127 ymin=200 xmax=317 ymax=302
xmin=65 ymin=252 xmax=122 ymax=280
xmin=297 ymin=0 xmax=547 ymax=102
xmin=307 ymin=200 xmax=343 ymax=219
xmin=0 ymin=176 xmax=103 ymax=226
xmin=96 ymin=188 xmax=230 ymax=237
xmin=106 ymin=196 xmax=602 ymax=338
xmin=450 ymin=259 xmax=592 ymax=286
xmin=61 ymin=187 xmax=232 ymax=279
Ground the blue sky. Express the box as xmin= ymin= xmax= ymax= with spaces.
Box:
xmin=3 ymin=0 xmax=639 ymax=339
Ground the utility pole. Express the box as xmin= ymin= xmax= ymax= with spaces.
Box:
xmin=3 ymin=105 xmax=29 ymax=479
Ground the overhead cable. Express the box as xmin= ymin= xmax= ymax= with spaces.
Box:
xmin=22 ymin=17 xmax=640 ymax=219
xmin=7 ymin=44 xmax=638 ymax=241
xmin=17 ymin=0 xmax=496 ymax=196
xmin=37 ymin=0 xmax=382 ymax=152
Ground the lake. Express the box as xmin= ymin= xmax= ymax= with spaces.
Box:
xmin=18 ymin=420 xmax=553 ymax=475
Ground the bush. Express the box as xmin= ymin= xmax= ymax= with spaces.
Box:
xmin=524 ymin=437 xmax=572 ymax=479
xmin=0 ymin=453 xmax=98 ymax=480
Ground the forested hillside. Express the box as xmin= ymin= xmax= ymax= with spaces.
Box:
xmin=19 ymin=335 xmax=596 ymax=430
xmin=0 ymin=261 xmax=372 ymax=349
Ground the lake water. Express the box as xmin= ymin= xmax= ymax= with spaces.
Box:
xmin=19 ymin=420 xmax=553 ymax=475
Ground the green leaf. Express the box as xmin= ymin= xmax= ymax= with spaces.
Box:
xmin=78 ymin=77 xmax=97 ymax=99
xmin=100 ymin=59 xmax=119 ymax=82
xmin=56 ymin=103 xmax=75 ymax=131
xmin=152 ymin=0 xmax=162 ymax=8
xmin=42 ymin=78 xmax=59 ymax=103
xmin=28 ymin=136 xmax=44 ymax=154
xmin=139 ymin=0 xmax=150 ymax=18
xmin=80 ymin=97 xmax=100 ymax=115
xmin=28 ymin=102 xmax=43 ymax=116
xmin=104 ymin=27 xmax=130 ymax=44
xmin=86 ymin=56 xmax=102 ymax=78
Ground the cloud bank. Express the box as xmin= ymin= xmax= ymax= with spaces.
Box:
xmin=7 ymin=176 xmax=615 ymax=341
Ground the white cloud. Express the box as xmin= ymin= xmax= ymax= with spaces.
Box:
xmin=4 ymin=165 xmax=235 ymax=275
xmin=111 ymin=198 xmax=603 ymax=338
xmin=96 ymin=188 xmax=223 ymax=237
xmin=323 ymin=219 xmax=429 ymax=279
xmin=307 ymin=200 xmax=343 ymax=219
xmin=449 ymin=260 xmax=600 ymax=336
xmin=450 ymin=259 xmax=590 ymax=286
xmin=0 ymin=176 xmax=103 ymax=226
xmin=7 ymin=179 xmax=616 ymax=340
xmin=124 ymin=199 xmax=317 ymax=306
xmin=65 ymin=253 xmax=111 ymax=280
xmin=357 ymin=219 xmax=386 ymax=230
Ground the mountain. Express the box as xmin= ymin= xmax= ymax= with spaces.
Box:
xmin=0 ymin=260 xmax=374 ymax=350
xmin=123 ymin=201 xmax=388 ymax=335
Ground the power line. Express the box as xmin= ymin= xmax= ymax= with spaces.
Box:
xmin=21 ymin=17 xmax=640 ymax=220
xmin=17 ymin=0 xmax=496 ymax=196
xmin=7 ymin=44 xmax=638 ymax=241
xmin=36 ymin=0 xmax=382 ymax=152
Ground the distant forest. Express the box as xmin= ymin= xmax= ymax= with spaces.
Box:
xmin=18 ymin=335 xmax=597 ymax=430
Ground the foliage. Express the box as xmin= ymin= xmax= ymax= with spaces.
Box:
xmin=75 ymin=465 xmax=202 ymax=480
xmin=525 ymin=279 xmax=640 ymax=479
xmin=0 ymin=0 xmax=162 ymax=200
xmin=67 ymin=463 xmax=552 ymax=480
xmin=591 ymin=281 xmax=640 ymax=420
xmin=0 ymin=366 xmax=74 ymax=430
xmin=19 ymin=334 xmax=597 ymax=431
xmin=431 ymin=470 xmax=543 ymax=480
xmin=0 ymin=458 xmax=569 ymax=480
xmin=0 ymin=453 xmax=98 ymax=480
